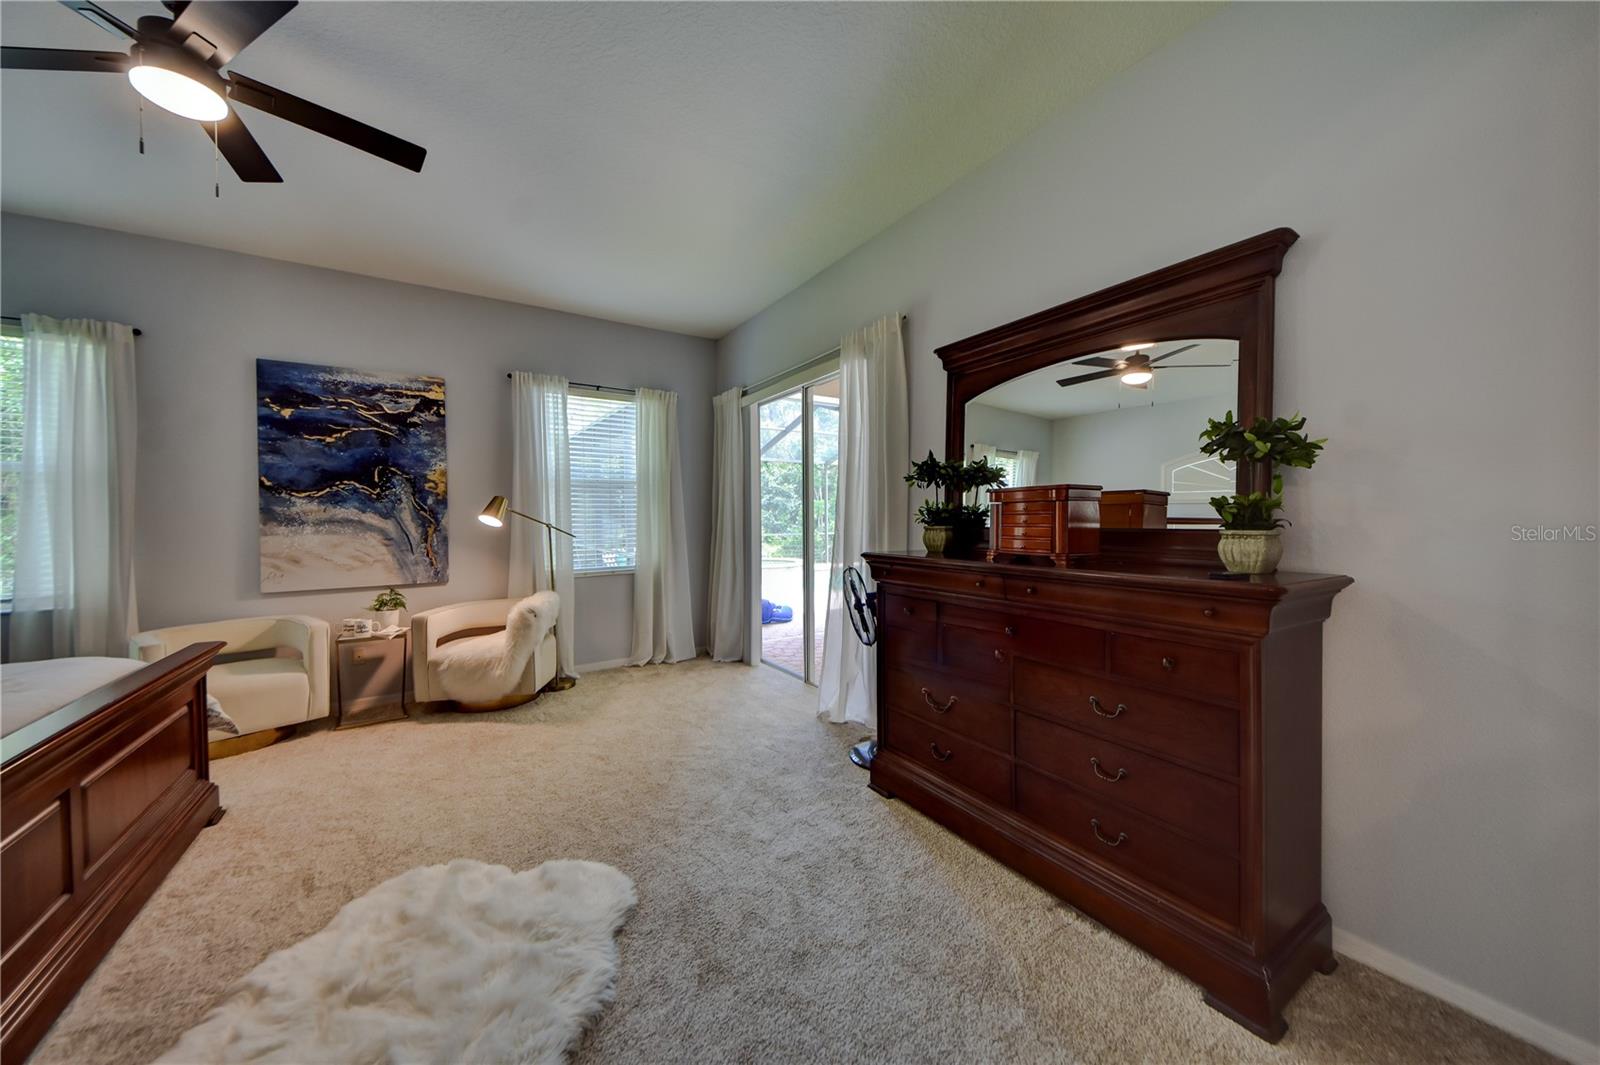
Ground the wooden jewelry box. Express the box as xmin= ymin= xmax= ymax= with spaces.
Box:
xmin=986 ymin=483 xmax=1102 ymax=565
xmin=1099 ymin=489 xmax=1171 ymax=529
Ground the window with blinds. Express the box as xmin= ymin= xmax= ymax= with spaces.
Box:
xmin=567 ymin=390 xmax=637 ymax=572
xmin=0 ymin=326 xmax=22 ymax=603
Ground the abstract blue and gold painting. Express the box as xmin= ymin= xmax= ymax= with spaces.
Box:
xmin=257 ymin=359 xmax=447 ymax=592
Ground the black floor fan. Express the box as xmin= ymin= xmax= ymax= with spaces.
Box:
xmin=842 ymin=565 xmax=879 ymax=769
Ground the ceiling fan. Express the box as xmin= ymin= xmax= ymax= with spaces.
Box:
xmin=1 ymin=1 xmax=426 ymax=186
xmin=1056 ymin=343 xmax=1232 ymax=390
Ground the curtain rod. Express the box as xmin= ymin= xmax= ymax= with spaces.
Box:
xmin=2 ymin=314 xmax=142 ymax=337
xmin=503 ymin=373 xmax=635 ymax=395
xmin=740 ymin=313 xmax=907 ymax=398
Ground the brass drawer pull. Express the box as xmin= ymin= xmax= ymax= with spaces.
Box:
xmin=973 ymin=578 xmax=986 ymax=588
xmin=1202 ymin=607 xmax=1217 ymax=618
xmin=920 ymin=688 xmax=957 ymax=714
xmin=1024 ymin=585 xmax=1037 ymax=596
xmin=992 ymin=648 xmax=1005 ymax=661
xmin=929 ymin=742 xmax=954 ymax=763
xmin=1090 ymin=757 xmax=1126 ymax=782
xmin=1004 ymin=625 xmax=1015 ymax=637
xmin=1161 ymin=656 xmax=1177 ymax=671
xmin=1091 ymin=818 xmax=1127 ymax=847
xmin=1088 ymin=695 xmax=1126 ymax=719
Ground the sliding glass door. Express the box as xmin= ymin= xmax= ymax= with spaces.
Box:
xmin=757 ymin=374 xmax=839 ymax=683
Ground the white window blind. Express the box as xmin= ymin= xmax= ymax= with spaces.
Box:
xmin=0 ymin=326 xmax=22 ymax=602
xmin=567 ymin=390 xmax=637 ymax=572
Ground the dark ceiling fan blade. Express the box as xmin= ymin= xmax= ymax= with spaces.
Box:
xmin=213 ymin=109 xmax=282 ymax=182
xmin=163 ymin=1 xmax=192 ymax=16
xmin=227 ymin=71 xmax=427 ymax=172
xmin=169 ymin=0 xmax=296 ymax=67
xmin=57 ymin=0 xmax=140 ymax=40
xmin=1056 ymin=368 xmax=1121 ymax=388
xmin=1073 ymin=356 xmax=1124 ymax=368
xmin=1146 ymin=343 xmax=1200 ymax=366
xmin=2 ymin=46 xmax=130 ymax=72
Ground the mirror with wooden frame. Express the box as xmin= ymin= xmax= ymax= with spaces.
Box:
xmin=937 ymin=229 xmax=1298 ymax=550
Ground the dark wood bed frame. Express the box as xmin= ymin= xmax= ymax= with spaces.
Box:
xmin=1 ymin=642 xmax=225 ymax=1065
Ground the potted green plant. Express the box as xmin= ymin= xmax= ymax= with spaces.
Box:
xmin=905 ymin=451 xmax=1008 ymax=556
xmin=1198 ymin=412 xmax=1325 ymax=574
xmin=369 ymin=587 xmax=407 ymax=632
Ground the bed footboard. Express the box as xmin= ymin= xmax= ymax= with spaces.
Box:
xmin=1 ymin=642 xmax=224 ymax=1065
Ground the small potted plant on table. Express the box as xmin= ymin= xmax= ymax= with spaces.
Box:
xmin=905 ymin=451 xmax=1008 ymax=557
xmin=1199 ymin=411 xmax=1326 ymax=575
xmin=369 ymin=587 xmax=407 ymax=632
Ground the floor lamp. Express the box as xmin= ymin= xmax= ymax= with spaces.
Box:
xmin=478 ymin=494 xmax=578 ymax=691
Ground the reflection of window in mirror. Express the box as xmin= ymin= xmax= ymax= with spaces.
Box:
xmin=965 ymin=443 xmax=1039 ymax=503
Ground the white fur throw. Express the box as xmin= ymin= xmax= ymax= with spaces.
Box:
xmin=433 ymin=592 xmax=559 ymax=704
xmin=158 ymin=858 xmax=636 ymax=1065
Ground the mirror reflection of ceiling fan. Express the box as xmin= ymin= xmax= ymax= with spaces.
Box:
xmin=1 ymin=0 xmax=427 ymax=192
xmin=1056 ymin=343 xmax=1233 ymax=390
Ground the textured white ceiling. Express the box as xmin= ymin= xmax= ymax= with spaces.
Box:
xmin=1 ymin=2 xmax=1216 ymax=337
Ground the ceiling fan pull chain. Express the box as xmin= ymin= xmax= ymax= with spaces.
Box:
xmin=212 ymin=121 xmax=220 ymax=199
xmin=137 ymin=95 xmax=144 ymax=156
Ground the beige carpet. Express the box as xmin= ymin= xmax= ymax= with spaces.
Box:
xmin=31 ymin=660 xmax=1553 ymax=1065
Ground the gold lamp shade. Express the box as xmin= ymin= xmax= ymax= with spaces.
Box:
xmin=478 ymin=495 xmax=510 ymax=528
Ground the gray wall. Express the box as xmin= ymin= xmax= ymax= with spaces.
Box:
xmin=1051 ymin=396 xmax=1222 ymax=520
xmin=717 ymin=2 xmax=1598 ymax=1052
xmin=963 ymin=402 xmax=1053 ymax=483
xmin=1 ymin=213 xmax=716 ymax=668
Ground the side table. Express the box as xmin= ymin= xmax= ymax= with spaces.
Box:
xmin=334 ymin=628 xmax=410 ymax=729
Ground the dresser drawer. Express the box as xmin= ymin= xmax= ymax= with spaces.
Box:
xmin=938 ymin=625 xmax=1010 ymax=683
xmin=880 ymin=592 xmax=938 ymax=667
xmin=885 ymin=668 xmax=1010 ymax=753
xmin=1016 ymin=768 xmax=1238 ymax=925
xmin=1002 ymin=579 xmax=1271 ymax=638
xmin=1015 ymin=713 xmax=1238 ymax=852
xmin=942 ymin=604 xmax=1104 ymax=673
xmin=1108 ymin=634 xmax=1239 ymax=703
xmin=884 ymin=712 xmax=1011 ymax=805
xmin=883 ymin=566 xmax=1003 ymax=600
xmin=1013 ymin=660 xmax=1237 ymax=777
xmin=880 ymin=592 xmax=936 ymax=632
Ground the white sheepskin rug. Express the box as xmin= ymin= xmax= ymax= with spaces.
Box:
xmin=434 ymin=592 xmax=559 ymax=704
xmin=157 ymin=858 xmax=636 ymax=1065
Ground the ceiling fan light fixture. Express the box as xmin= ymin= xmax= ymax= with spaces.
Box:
xmin=127 ymin=45 xmax=228 ymax=122
xmin=1120 ymin=342 xmax=1156 ymax=352
xmin=1120 ymin=369 xmax=1154 ymax=386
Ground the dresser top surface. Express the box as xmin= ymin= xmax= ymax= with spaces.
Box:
xmin=862 ymin=551 xmax=1352 ymax=602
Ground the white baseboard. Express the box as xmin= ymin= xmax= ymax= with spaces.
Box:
xmin=1332 ymin=928 xmax=1598 ymax=1064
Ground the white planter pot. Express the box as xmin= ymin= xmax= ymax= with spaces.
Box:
xmin=374 ymin=609 xmax=402 ymax=632
xmin=1217 ymin=529 xmax=1284 ymax=575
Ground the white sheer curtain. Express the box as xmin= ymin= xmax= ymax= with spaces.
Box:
xmin=11 ymin=315 xmax=139 ymax=661
xmin=818 ymin=314 xmax=908 ymax=726
xmin=1013 ymin=449 xmax=1039 ymax=488
xmin=631 ymin=387 xmax=695 ymax=664
xmin=509 ymin=372 xmax=577 ymax=678
xmin=706 ymin=386 xmax=746 ymax=661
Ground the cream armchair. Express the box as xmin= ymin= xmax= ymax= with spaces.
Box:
xmin=411 ymin=595 xmax=559 ymax=710
xmin=132 ymin=615 xmax=330 ymax=740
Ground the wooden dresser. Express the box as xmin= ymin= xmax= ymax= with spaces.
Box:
xmin=863 ymin=551 xmax=1351 ymax=1040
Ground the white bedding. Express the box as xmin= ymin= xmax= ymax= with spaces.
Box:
xmin=1 ymin=656 xmax=147 ymax=738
